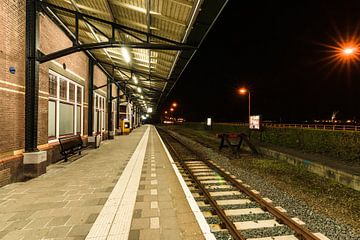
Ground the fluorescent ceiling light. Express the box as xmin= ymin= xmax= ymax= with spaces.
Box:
xmin=137 ymin=87 xmax=142 ymax=93
xmin=133 ymin=75 xmax=138 ymax=84
xmin=121 ymin=47 xmax=131 ymax=63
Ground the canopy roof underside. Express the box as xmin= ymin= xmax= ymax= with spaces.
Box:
xmin=40 ymin=0 xmax=228 ymax=111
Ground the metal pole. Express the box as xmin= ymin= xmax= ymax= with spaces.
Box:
xmin=248 ymin=92 xmax=251 ymax=124
xmin=88 ymin=58 xmax=94 ymax=136
xmin=107 ymin=78 xmax=113 ymax=139
xmin=116 ymin=86 xmax=120 ymax=129
xmin=25 ymin=0 xmax=39 ymax=152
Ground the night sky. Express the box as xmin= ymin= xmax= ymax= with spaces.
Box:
xmin=166 ymin=0 xmax=360 ymax=123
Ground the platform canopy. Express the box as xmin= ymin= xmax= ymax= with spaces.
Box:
xmin=39 ymin=0 xmax=228 ymax=112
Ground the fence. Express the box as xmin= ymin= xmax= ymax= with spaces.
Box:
xmin=216 ymin=122 xmax=360 ymax=132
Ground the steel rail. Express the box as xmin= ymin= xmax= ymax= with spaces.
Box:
xmin=158 ymin=127 xmax=321 ymax=240
xmin=160 ymin=129 xmax=245 ymax=240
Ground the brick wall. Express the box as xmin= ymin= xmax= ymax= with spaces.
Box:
xmin=0 ymin=1 xmax=115 ymax=187
xmin=38 ymin=14 xmax=89 ymax=144
xmin=0 ymin=0 xmax=26 ymax=154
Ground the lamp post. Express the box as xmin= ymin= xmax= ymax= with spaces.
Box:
xmin=238 ymin=88 xmax=251 ymax=124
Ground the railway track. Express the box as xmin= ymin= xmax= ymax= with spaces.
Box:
xmin=158 ymin=128 xmax=329 ymax=240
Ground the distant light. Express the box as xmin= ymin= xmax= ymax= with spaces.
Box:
xmin=146 ymin=114 xmax=149 ymax=117
xmin=147 ymin=107 xmax=153 ymax=113
xmin=137 ymin=87 xmax=142 ymax=93
xmin=239 ymin=88 xmax=248 ymax=95
xmin=140 ymin=95 xmax=144 ymax=99
xmin=170 ymin=108 xmax=174 ymax=112
xmin=141 ymin=115 xmax=146 ymax=120
xmin=164 ymin=111 xmax=168 ymax=114
xmin=133 ymin=75 xmax=138 ymax=84
xmin=172 ymin=102 xmax=177 ymax=107
xmin=343 ymin=47 xmax=356 ymax=55
xmin=121 ymin=47 xmax=131 ymax=63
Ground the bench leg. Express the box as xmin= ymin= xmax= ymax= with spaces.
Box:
xmin=79 ymin=150 xmax=81 ymax=155
xmin=64 ymin=155 xmax=68 ymax=162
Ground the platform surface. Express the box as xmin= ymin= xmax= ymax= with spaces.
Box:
xmin=0 ymin=125 xmax=205 ymax=240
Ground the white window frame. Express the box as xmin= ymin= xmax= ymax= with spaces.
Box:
xmin=94 ymin=92 xmax=106 ymax=135
xmin=48 ymin=70 xmax=84 ymax=143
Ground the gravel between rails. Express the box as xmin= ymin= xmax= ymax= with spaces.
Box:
xmin=162 ymin=127 xmax=360 ymax=240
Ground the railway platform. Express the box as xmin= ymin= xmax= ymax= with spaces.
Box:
xmin=0 ymin=125 xmax=207 ymax=240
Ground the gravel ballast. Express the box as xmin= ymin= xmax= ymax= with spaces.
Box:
xmin=161 ymin=127 xmax=360 ymax=240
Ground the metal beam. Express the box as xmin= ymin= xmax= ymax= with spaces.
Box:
xmin=40 ymin=1 xmax=186 ymax=46
xmin=116 ymin=86 xmax=120 ymax=129
xmin=38 ymin=41 xmax=195 ymax=63
xmin=88 ymin=58 xmax=95 ymax=136
xmin=25 ymin=0 xmax=39 ymax=152
xmin=40 ymin=3 xmax=114 ymax=87
xmin=93 ymin=83 xmax=108 ymax=90
xmin=107 ymin=77 xmax=113 ymax=139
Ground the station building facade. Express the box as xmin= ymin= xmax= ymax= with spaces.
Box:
xmin=0 ymin=1 xmax=141 ymax=187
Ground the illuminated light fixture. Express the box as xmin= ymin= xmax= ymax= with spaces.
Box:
xmin=343 ymin=47 xmax=356 ymax=55
xmin=146 ymin=114 xmax=149 ymax=117
xmin=165 ymin=111 xmax=168 ymax=114
xmin=140 ymin=95 xmax=144 ymax=99
xmin=141 ymin=115 xmax=146 ymax=120
xmin=147 ymin=108 xmax=153 ymax=113
xmin=238 ymin=88 xmax=248 ymax=95
xmin=172 ymin=102 xmax=177 ymax=107
xmin=133 ymin=75 xmax=138 ymax=84
xmin=121 ymin=47 xmax=131 ymax=63
xmin=137 ymin=87 xmax=142 ymax=93
xmin=170 ymin=108 xmax=174 ymax=112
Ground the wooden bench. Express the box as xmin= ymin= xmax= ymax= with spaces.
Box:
xmin=216 ymin=133 xmax=258 ymax=154
xmin=58 ymin=135 xmax=83 ymax=162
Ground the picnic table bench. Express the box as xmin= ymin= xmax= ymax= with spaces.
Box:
xmin=216 ymin=133 xmax=258 ymax=154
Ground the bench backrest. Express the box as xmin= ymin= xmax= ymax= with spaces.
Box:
xmin=58 ymin=135 xmax=83 ymax=152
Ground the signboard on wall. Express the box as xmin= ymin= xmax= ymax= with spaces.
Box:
xmin=249 ymin=115 xmax=261 ymax=130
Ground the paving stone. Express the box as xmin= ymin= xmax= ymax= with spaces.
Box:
xmin=25 ymin=216 xmax=53 ymax=229
xmin=160 ymin=229 xmax=182 ymax=240
xmin=160 ymin=209 xmax=176 ymax=217
xmin=47 ymin=215 xmax=71 ymax=227
xmin=85 ymin=213 xmax=98 ymax=224
xmin=141 ymin=208 xmax=160 ymax=218
xmin=3 ymin=219 xmax=32 ymax=232
xmin=67 ymin=224 xmax=92 ymax=237
xmin=131 ymin=218 xmax=150 ymax=229
xmin=139 ymin=229 xmax=160 ymax=240
xmin=129 ymin=229 xmax=140 ymax=240
xmin=136 ymin=195 xmax=144 ymax=202
xmin=133 ymin=209 xmax=142 ymax=218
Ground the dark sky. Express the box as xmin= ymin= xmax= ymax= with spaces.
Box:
xmin=166 ymin=0 xmax=360 ymax=122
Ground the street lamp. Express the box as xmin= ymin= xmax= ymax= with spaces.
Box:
xmin=238 ymin=87 xmax=251 ymax=124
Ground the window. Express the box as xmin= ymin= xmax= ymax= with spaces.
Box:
xmin=77 ymin=86 xmax=82 ymax=104
xmin=60 ymin=78 xmax=67 ymax=100
xmin=49 ymin=73 xmax=57 ymax=97
xmin=69 ymin=83 xmax=75 ymax=102
xmin=48 ymin=70 xmax=84 ymax=141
